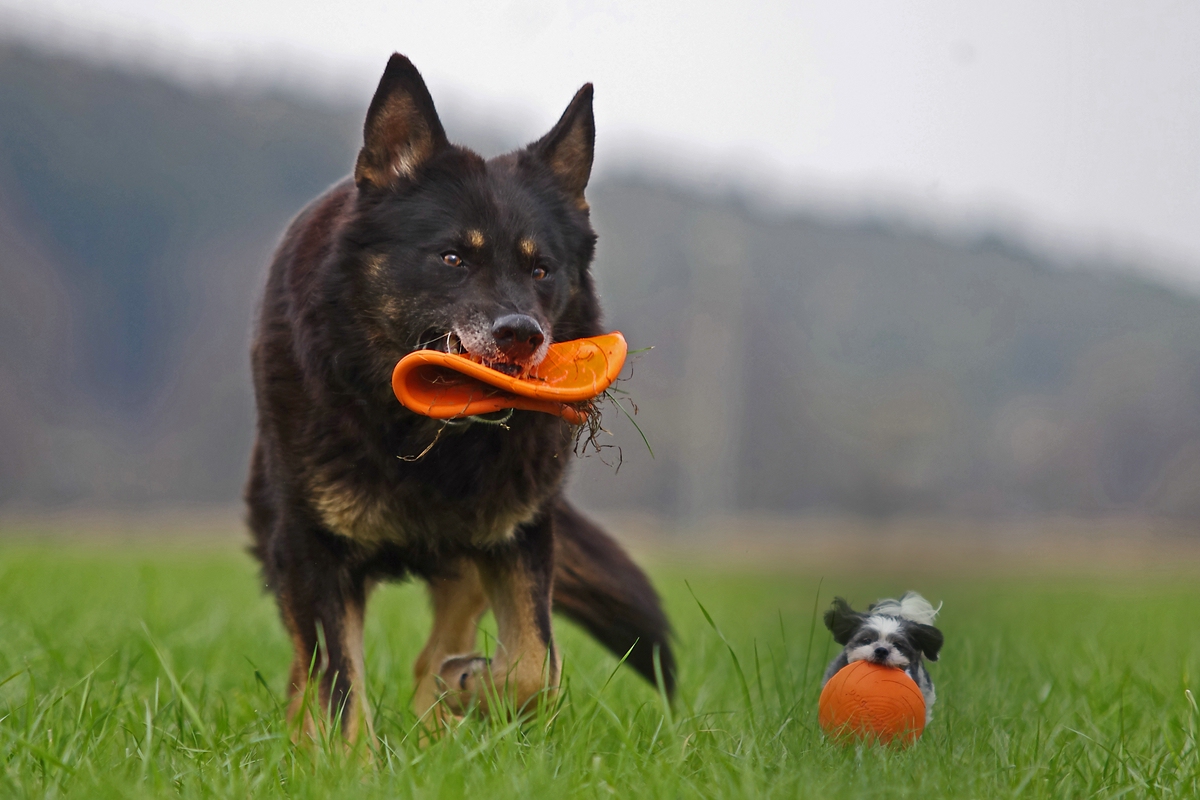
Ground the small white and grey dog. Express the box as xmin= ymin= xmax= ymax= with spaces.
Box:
xmin=822 ymin=591 xmax=944 ymax=722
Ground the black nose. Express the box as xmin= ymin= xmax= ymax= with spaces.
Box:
xmin=491 ymin=314 xmax=545 ymax=362
xmin=874 ymin=647 xmax=889 ymax=660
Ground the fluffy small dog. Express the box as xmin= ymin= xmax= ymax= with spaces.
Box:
xmin=822 ymin=592 xmax=944 ymax=721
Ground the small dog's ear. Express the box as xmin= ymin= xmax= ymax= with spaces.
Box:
xmin=824 ymin=597 xmax=864 ymax=645
xmin=355 ymin=54 xmax=449 ymax=190
xmin=910 ymin=623 xmax=944 ymax=662
xmin=531 ymin=84 xmax=595 ymax=208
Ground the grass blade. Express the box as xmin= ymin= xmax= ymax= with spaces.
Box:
xmin=140 ymin=622 xmax=210 ymax=747
xmin=686 ymin=581 xmax=753 ymax=719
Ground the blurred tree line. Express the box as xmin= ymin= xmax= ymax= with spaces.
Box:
xmin=3 ymin=42 xmax=1199 ymax=519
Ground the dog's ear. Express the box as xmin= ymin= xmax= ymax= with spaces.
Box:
xmin=910 ymin=624 xmax=944 ymax=662
xmin=530 ymin=84 xmax=595 ymax=208
xmin=824 ymin=598 xmax=864 ymax=646
xmin=355 ymin=54 xmax=449 ymax=190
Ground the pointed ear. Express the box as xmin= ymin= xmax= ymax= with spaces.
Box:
xmin=354 ymin=54 xmax=448 ymax=190
xmin=824 ymin=598 xmax=865 ymax=646
xmin=910 ymin=624 xmax=944 ymax=662
xmin=531 ymin=84 xmax=595 ymax=207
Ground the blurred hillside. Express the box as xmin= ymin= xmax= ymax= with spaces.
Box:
xmin=2 ymin=42 xmax=1200 ymax=518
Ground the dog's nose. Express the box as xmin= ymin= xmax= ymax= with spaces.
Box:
xmin=874 ymin=647 xmax=889 ymax=660
xmin=491 ymin=314 xmax=545 ymax=362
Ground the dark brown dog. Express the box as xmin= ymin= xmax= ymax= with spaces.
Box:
xmin=246 ymin=53 xmax=674 ymax=739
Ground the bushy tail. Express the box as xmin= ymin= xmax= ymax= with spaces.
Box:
xmin=552 ymin=500 xmax=676 ymax=697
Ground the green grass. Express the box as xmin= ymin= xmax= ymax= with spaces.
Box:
xmin=1 ymin=538 xmax=1199 ymax=798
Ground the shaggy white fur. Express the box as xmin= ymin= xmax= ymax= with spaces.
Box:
xmin=870 ymin=591 xmax=941 ymax=626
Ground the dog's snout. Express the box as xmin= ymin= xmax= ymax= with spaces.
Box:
xmin=491 ymin=314 xmax=545 ymax=362
xmin=874 ymin=646 xmax=889 ymax=660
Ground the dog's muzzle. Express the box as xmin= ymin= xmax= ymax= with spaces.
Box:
xmin=491 ymin=314 xmax=545 ymax=364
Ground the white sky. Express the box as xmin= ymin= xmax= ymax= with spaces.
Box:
xmin=3 ymin=0 xmax=1200 ymax=285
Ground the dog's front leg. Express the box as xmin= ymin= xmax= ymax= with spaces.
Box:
xmin=412 ymin=559 xmax=489 ymax=726
xmin=268 ymin=521 xmax=373 ymax=745
xmin=438 ymin=511 xmax=559 ymax=716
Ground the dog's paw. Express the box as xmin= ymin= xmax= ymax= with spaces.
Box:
xmin=435 ymin=655 xmax=490 ymax=714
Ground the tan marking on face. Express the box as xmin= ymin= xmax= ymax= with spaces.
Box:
xmin=379 ymin=297 xmax=403 ymax=319
xmin=466 ymin=229 xmax=485 ymax=248
xmin=519 ymin=238 xmax=537 ymax=257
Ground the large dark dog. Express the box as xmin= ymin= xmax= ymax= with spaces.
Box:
xmin=246 ymin=54 xmax=674 ymax=739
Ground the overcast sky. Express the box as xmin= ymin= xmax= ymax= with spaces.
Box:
xmin=4 ymin=0 xmax=1199 ymax=285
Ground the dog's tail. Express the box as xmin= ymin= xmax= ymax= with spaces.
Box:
xmin=552 ymin=500 xmax=676 ymax=698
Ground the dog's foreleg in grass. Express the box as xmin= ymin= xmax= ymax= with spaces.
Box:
xmin=435 ymin=511 xmax=559 ymax=717
xmin=271 ymin=521 xmax=374 ymax=746
xmin=412 ymin=559 xmax=489 ymax=727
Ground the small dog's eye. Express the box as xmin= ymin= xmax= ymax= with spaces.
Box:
xmin=442 ymin=252 xmax=463 ymax=267
xmin=531 ymin=266 xmax=549 ymax=281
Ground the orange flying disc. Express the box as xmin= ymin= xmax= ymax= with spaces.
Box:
xmin=818 ymin=660 xmax=926 ymax=746
xmin=391 ymin=332 xmax=627 ymax=425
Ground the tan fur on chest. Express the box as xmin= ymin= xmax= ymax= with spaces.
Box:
xmin=309 ymin=473 xmax=539 ymax=548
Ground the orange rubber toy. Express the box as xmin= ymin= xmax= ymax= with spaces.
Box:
xmin=392 ymin=332 xmax=627 ymax=425
xmin=818 ymin=660 xmax=926 ymax=746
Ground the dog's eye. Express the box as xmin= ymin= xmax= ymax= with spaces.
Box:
xmin=531 ymin=266 xmax=549 ymax=281
xmin=442 ymin=252 xmax=464 ymax=268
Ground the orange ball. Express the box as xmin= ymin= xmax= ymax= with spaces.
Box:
xmin=818 ymin=660 xmax=926 ymax=746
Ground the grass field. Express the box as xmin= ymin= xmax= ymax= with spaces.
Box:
xmin=1 ymin=528 xmax=1199 ymax=798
